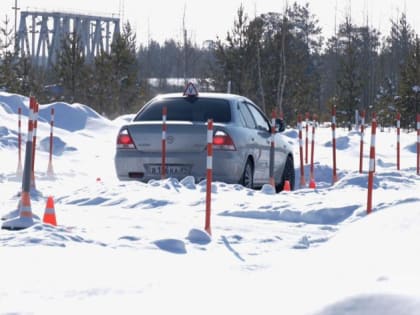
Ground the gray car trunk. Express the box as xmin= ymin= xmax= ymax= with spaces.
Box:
xmin=128 ymin=121 xmax=208 ymax=153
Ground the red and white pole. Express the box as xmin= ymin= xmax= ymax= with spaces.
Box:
xmin=161 ymin=106 xmax=167 ymax=179
xmin=24 ymin=99 xmax=35 ymax=192
xmin=16 ymin=107 xmax=23 ymax=176
xmin=269 ymin=109 xmax=276 ymax=188
xmin=305 ymin=112 xmax=309 ymax=164
xmin=28 ymin=98 xmax=35 ymax=182
xmin=2 ymin=98 xmax=37 ymax=230
xmin=298 ymin=114 xmax=305 ymax=187
xmin=417 ymin=113 xmax=420 ymax=175
xmin=30 ymin=101 xmax=39 ymax=189
xmin=20 ymin=99 xmax=35 ymax=216
xmin=331 ymin=105 xmax=338 ymax=184
xmin=396 ymin=112 xmax=401 ymax=171
xmin=47 ymin=107 xmax=55 ymax=177
xmin=309 ymin=114 xmax=317 ymax=189
xmin=205 ymin=119 xmax=213 ymax=235
xmin=359 ymin=110 xmax=366 ymax=173
xmin=367 ymin=112 xmax=377 ymax=214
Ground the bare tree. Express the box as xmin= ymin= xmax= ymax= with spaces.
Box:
xmin=276 ymin=12 xmax=288 ymax=116
xmin=256 ymin=34 xmax=266 ymax=113
xmin=182 ymin=4 xmax=188 ymax=84
xmin=249 ymin=14 xmax=266 ymax=113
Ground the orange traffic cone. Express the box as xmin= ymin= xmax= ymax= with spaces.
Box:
xmin=43 ymin=196 xmax=57 ymax=226
xmin=283 ymin=180 xmax=291 ymax=192
xmin=309 ymin=177 xmax=316 ymax=189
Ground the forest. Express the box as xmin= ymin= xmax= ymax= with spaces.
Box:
xmin=1 ymin=2 xmax=420 ymax=128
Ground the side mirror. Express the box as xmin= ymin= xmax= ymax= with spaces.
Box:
xmin=276 ymin=118 xmax=285 ymax=132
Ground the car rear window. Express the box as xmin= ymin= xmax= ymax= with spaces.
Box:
xmin=134 ymin=97 xmax=231 ymax=122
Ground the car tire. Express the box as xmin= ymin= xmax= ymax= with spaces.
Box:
xmin=240 ymin=159 xmax=254 ymax=189
xmin=277 ymin=155 xmax=295 ymax=192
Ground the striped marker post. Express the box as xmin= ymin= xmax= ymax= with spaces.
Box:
xmin=31 ymin=101 xmax=39 ymax=189
xmin=27 ymin=97 xmax=36 ymax=195
xmin=359 ymin=110 xmax=366 ymax=173
xmin=205 ymin=119 xmax=213 ymax=235
xmin=161 ymin=106 xmax=167 ymax=179
xmin=269 ymin=109 xmax=276 ymax=188
xmin=305 ymin=112 xmax=309 ymax=164
xmin=309 ymin=114 xmax=317 ymax=189
xmin=2 ymin=97 xmax=37 ymax=230
xmin=16 ymin=107 xmax=23 ymax=176
xmin=396 ymin=112 xmax=401 ymax=171
xmin=367 ymin=112 xmax=377 ymax=214
xmin=331 ymin=105 xmax=338 ymax=183
xmin=298 ymin=114 xmax=305 ymax=187
xmin=355 ymin=109 xmax=360 ymax=132
xmin=417 ymin=113 xmax=420 ymax=175
xmin=47 ymin=107 xmax=55 ymax=177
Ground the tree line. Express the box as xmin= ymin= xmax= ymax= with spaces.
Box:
xmin=0 ymin=19 xmax=139 ymax=117
xmin=1 ymin=3 xmax=420 ymax=127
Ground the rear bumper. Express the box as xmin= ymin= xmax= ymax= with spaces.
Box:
xmin=114 ymin=149 xmax=245 ymax=184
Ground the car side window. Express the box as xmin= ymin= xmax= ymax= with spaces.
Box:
xmin=238 ymin=101 xmax=256 ymax=129
xmin=246 ymin=103 xmax=270 ymax=132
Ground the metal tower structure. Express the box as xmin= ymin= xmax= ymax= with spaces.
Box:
xmin=16 ymin=10 xmax=120 ymax=67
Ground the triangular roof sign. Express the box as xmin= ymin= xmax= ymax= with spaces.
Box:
xmin=183 ymin=82 xmax=199 ymax=97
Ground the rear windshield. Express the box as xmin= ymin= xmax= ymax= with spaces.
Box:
xmin=134 ymin=97 xmax=231 ymax=122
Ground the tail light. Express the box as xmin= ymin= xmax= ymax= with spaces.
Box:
xmin=117 ymin=129 xmax=135 ymax=149
xmin=213 ymin=130 xmax=236 ymax=150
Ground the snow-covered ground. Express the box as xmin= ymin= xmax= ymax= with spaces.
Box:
xmin=1 ymin=92 xmax=419 ymax=315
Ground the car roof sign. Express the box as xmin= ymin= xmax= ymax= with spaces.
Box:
xmin=183 ymin=82 xmax=199 ymax=97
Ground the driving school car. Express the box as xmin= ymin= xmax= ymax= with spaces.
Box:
xmin=114 ymin=83 xmax=295 ymax=191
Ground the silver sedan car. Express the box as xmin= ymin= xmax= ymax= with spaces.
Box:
xmin=114 ymin=84 xmax=295 ymax=191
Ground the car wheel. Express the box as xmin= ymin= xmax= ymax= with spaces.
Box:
xmin=240 ymin=159 xmax=254 ymax=189
xmin=277 ymin=155 xmax=295 ymax=192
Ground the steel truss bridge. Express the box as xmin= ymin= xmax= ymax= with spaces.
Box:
xmin=16 ymin=10 xmax=120 ymax=67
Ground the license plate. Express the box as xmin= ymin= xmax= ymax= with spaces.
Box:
xmin=147 ymin=164 xmax=191 ymax=176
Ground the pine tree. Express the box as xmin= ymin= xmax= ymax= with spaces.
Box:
xmin=110 ymin=22 xmax=140 ymax=115
xmin=210 ymin=3 xmax=323 ymax=120
xmin=335 ymin=16 xmax=363 ymax=128
xmin=386 ymin=13 xmax=414 ymax=92
xmin=374 ymin=77 xmax=397 ymax=128
xmin=213 ymin=5 xmax=252 ymax=95
xmin=0 ymin=51 xmax=19 ymax=92
xmin=0 ymin=15 xmax=20 ymax=92
xmin=55 ymin=31 xmax=90 ymax=103
xmin=397 ymin=36 xmax=420 ymax=128
xmin=14 ymin=55 xmax=35 ymax=96
xmin=358 ymin=25 xmax=380 ymax=113
xmin=284 ymin=3 xmax=322 ymax=116
xmin=90 ymin=52 xmax=114 ymax=115
xmin=253 ymin=12 xmax=286 ymax=114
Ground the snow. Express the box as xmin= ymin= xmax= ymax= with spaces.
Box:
xmin=1 ymin=91 xmax=420 ymax=314
xmin=412 ymin=85 xmax=420 ymax=93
